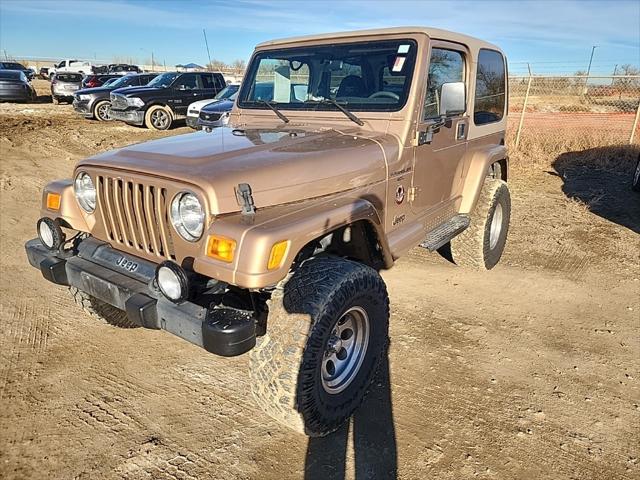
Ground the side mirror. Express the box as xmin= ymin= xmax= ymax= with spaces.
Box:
xmin=439 ymin=82 xmax=466 ymax=117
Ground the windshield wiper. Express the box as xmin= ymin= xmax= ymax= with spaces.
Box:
xmin=309 ymin=98 xmax=364 ymax=126
xmin=256 ymin=100 xmax=289 ymax=123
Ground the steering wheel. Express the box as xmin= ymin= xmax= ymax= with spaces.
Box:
xmin=369 ymin=91 xmax=400 ymax=101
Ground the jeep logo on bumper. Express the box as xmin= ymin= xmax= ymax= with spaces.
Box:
xmin=115 ymin=256 xmax=139 ymax=272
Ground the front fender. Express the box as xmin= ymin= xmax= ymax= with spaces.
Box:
xmin=40 ymin=179 xmax=92 ymax=232
xmin=193 ymin=196 xmax=392 ymax=289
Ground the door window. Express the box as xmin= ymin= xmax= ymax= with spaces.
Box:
xmin=423 ymin=48 xmax=465 ymax=120
xmin=174 ymin=74 xmax=198 ymax=90
xmin=474 ymin=49 xmax=506 ymax=125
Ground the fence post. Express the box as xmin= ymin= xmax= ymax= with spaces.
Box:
xmin=630 ymin=99 xmax=640 ymax=144
xmin=515 ymin=73 xmax=533 ymax=149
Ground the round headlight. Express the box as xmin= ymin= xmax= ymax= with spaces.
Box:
xmin=74 ymin=172 xmax=96 ymax=212
xmin=170 ymin=192 xmax=204 ymax=241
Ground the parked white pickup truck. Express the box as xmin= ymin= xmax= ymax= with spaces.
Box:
xmin=49 ymin=59 xmax=94 ymax=77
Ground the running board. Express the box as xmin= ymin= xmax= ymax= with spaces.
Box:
xmin=419 ymin=215 xmax=470 ymax=251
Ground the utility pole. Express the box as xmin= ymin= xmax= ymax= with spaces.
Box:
xmin=151 ymin=51 xmax=154 ymax=72
xmin=203 ymin=29 xmax=212 ymax=71
xmin=584 ymin=45 xmax=598 ymax=93
xmin=611 ymin=64 xmax=618 ymax=86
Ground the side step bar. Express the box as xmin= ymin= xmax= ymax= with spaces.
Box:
xmin=420 ymin=214 xmax=470 ymax=251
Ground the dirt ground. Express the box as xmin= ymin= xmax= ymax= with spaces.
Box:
xmin=0 ymin=80 xmax=639 ymax=480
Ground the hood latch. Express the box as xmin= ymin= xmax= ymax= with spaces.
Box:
xmin=235 ymin=183 xmax=256 ymax=219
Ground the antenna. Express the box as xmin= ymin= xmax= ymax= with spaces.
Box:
xmin=203 ymin=29 xmax=212 ymax=71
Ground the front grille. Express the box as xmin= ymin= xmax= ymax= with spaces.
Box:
xmin=96 ymin=175 xmax=176 ymax=260
xmin=199 ymin=111 xmax=222 ymax=122
xmin=110 ymin=93 xmax=127 ymax=110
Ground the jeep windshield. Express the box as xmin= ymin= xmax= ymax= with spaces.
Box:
xmin=146 ymin=72 xmax=180 ymax=88
xmin=238 ymin=39 xmax=417 ymax=112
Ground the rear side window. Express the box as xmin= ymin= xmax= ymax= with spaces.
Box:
xmin=201 ymin=74 xmax=216 ymax=89
xmin=57 ymin=73 xmax=82 ymax=82
xmin=424 ymin=48 xmax=465 ymax=120
xmin=474 ymin=49 xmax=506 ymax=125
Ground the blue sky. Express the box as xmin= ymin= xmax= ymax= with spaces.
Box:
xmin=1 ymin=0 xmax=638 ymax=75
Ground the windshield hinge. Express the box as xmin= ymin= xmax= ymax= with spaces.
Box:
xmin=235 ymin=183 xmax=256 ymax=218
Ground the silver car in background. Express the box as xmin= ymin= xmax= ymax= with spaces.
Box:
xmin=51 ymin=72 xmax=83 ymax=104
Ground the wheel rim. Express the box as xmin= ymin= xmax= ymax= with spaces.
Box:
xmin=151 ymin=109 xmax=169 ymax=128
xmin=97 ymin=103 xmax=110 ymax=120
xmin=634 ymin=161 xmax=640 ymax=186
xmin=489 ymin=203 xmax=503 ymax=250
xmin=321 ymin=306 xmax=370 ymax=394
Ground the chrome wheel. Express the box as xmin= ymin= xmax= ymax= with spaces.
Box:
xmin=634 ymin=161 xmax=640 ymax=186
xmin=151 ymin=109 xmax=169 ymax=129
xmin=489 ymin=203 xmax=503 ymax=250
xmin=96 ymin=103 xmax=110 ymax=121
xmin=321 ymin=306 xmax=370 ymax=394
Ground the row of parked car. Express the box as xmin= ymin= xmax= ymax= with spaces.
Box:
xmin=70 ymin=70 xmax=239 ymax=130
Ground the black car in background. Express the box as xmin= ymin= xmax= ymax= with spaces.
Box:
xmin=109 ymin=71 xmax=226 ymax=130
xmin=73 ymin=73 xmax=158 ymax=121
xmin=0 ymin=70 xmax=36 ymax=102
xmin=0 ymin=61 xmax=35 ymax=81
xmin=81 ymin=74 xmax=121 ymax=89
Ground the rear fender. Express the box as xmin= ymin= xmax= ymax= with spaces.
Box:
xmin=459 ymin=145 xmax=508 ymax=213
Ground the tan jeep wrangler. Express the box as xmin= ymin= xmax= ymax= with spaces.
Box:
xmin=26 ymin=27 xmax=510 ymax=436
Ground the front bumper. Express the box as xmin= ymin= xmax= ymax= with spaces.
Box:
xmin=186 ymin=116 xmax=200 ymax=129
xmin=110 ymin=108 xmax=145 ymax=126
xmin=25 ymin=237 xmax=256 ymax=357
xmin=72 ymin=98 xmax=93 ymax=117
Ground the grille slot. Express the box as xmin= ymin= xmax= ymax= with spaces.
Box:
xmin=97 ymin=176 xmax=175 ymax=259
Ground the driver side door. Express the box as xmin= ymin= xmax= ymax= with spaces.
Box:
xmin=170 ymin=73 xmax=199 ymax=116
xmin=411 ymin=42 xmax=469 ymax=222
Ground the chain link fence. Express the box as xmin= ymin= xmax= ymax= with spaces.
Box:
xmin=508 ymin=75 xmax=640 ymax=152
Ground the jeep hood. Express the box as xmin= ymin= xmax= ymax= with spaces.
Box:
xmin=79 ymin=127 xmax=391 ymax=215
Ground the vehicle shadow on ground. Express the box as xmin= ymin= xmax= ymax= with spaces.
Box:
xmin=304 ymin=354 xmax=397 ymax=480
xmin=551 ymin=145 xmax=640 ymax=234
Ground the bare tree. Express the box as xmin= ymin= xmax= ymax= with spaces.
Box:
xmin=207 ymin=59 xmax=227 ymax=71
xmin=231 ymin=59 xmax=246 ymax=74
xmin=613 ymin=64 xmax=640 ymax=89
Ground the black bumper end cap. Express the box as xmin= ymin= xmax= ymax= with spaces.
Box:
xmin=39 ymin=257 xmax=68 ymax=285
xmin=125 ymin=294 xmax=159 ymax=329
xmin=202 ymin=308 xmax=256 ymax=357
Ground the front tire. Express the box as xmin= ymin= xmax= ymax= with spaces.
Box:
xmin=93 ymin=100 xmax=111 ymax=121
xmin=144 ymin=105 xmax=173 ymax=130
xmin=249 ymin=256 xmax=389 ymax=436
xmin=450 ymin=179 xmax=511 ymax=269
xmin=69 ymin=287 xmax=138 ymax=328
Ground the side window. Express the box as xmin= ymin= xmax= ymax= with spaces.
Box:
xmin=423 ymin=48 xmax=465 ymax=120
xmin=201 ymin=74 xmax=216 ymax=90
xmin=474 ymin=49 xmax=506 ymax=125
xmin=174 ymin=74 xmax=198 ymax=90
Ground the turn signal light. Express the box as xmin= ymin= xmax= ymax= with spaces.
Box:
xmin=206 ymin=235 xmax=236 ymax=263
xmin=268 ymin=240 xmax=290 ymax=270
xmin=46 ymin=192 xmax=61 ymax=210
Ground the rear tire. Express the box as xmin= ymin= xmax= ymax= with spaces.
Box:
xmin=93 ymin=100 xmax=111 ymax=121
xmin=69 ymin=287 xmax=138 ymax=328
xmin=52 ymin=96 xmax=59 ymax=105
xmin=144 ymin=105 xmax=173 ymax=130
xmin=450 ymin=179 xmax=511 ymax=269
xmin=249 ymin=256 xmax=389 ymax=436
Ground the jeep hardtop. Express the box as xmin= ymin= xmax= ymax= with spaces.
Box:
xmin=26 ymin=27 xmax=510 ymax=436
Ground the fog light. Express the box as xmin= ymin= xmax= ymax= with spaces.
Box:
xmin=155 ymin=261 xmax=189 ymax=303
xmin=37 ymin=217 xmax=65 ymax=250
